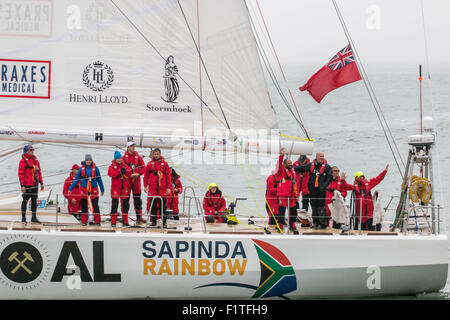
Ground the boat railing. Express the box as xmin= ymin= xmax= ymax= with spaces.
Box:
xmin=144 ymin=196 xmax=165 ymax=232
xmin=182 ymin=186 xmax=203 ymax=216
xmin=48 ymin=192 xmax=444 ymax=235
xmin=184 ymin=195 xmax=206 ymax=234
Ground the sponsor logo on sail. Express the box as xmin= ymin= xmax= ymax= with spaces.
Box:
xmin=68 ymin=61 xmax=128 ymax=104
xmin=0 ymin=235 xmax=51 ymax=290
xmin=146 ymin=55 xmax=193 ymax=114
xmin=162 ymin=56 xmax=179 ymax=103
xmin=82 ymin=61 xmax=113 ymax=92
xmin=0 ymin=0 xmax=53 ymax=37
xmin=0 ymin=59 xmax=51 ymax=98
xmin=145 ymin=104 xmax=192 ymax=113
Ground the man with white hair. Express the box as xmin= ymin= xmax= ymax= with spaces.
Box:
xmin=294 ymin=152 xmax=332 ymax=229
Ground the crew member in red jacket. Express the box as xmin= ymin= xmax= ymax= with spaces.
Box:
xmin=108 ymin=151 xmax=132 ymax=227
xmin=203 ymin=183 xmax=227 ymax=223
xmin=122 ymin=141 xmax=146 ymax=224
xmin=274 ymin=148 xmax=299 ymax=234
xmin=166 ymin=167 xmax=183 ymax=220
xmin=144 ymin=148 xmax=171 ymax=227
xmin=265 ymin=172 xmax=278 ymax=225
xmin=325 ymin=166 xmax=349 ymax=228
xmin=293 ymin=155 xmax=311 ymax=227
xmin=63 ymin=164 xmax=81 ymax=218
xmin=345 ymin=165 xmax=389 ymax=231
xmin=18 ymin=144 xmax=44 ymax=225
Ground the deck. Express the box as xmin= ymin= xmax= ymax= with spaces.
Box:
xmin=0 ymin=209 xmax=398 ymax=236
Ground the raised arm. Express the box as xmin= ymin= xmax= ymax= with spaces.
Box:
xmin=368 ymin=167 xmax=388 ymax=190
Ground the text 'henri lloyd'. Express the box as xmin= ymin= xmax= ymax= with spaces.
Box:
xmin=69 ymin=61 xmax=128 ymax=104
xmin=142 ymin=241 xmax=247 ymax=276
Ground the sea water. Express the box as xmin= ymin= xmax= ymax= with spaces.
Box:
xmin=0 ymin=65 xmax=448 ymax=299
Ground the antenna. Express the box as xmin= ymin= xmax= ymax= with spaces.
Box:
xmin=419 ymin=65 xmax=423 ymax=134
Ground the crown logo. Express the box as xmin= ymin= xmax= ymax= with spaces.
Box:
xmin=93 ymin=61 xmax=104 ymax=68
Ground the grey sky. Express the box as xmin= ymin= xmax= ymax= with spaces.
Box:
xmin=253 ymin=0 xmax=450 ymax=69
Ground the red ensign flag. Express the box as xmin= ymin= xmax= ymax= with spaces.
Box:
xmin=299 ymin=44 xmax=362 ymax=103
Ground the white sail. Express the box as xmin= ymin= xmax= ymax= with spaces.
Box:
xmin=0 ymin=0 xmax=312 ymax=154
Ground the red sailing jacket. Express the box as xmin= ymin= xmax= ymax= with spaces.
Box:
xmin=345 ymin=170 xmax=387 ymax=223
xmin=293 ymin=158 xmax=310 ymax=195
xmin=108 ymin=160 xmax=132 ymax=199
xmin=274 ymin=155 xmax=298 ymax=207
xmin=203 ymin=190 xmax=226 ymax=214
xmin=63 ymin=173 xmax=80 ymax=213
xmin=144 ymin=156 xmax=171 ymax=197
xmin=167 ymin=175 xmax=183 ymax=214
xmin=123 ymin=151 xmax=145 ymax=193
xmin=265 ymin=174 xmax=279 ymax=215
xmin=18 ymin=153 xmax=43 ymax=187
xmin=325 ymin=177 xmax=349 ymax=217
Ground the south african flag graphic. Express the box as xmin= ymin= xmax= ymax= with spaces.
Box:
xmin=194 ymin=239 xmax=297 ymax=298
xmin=252 ymin=239 xmax=297 ymax=298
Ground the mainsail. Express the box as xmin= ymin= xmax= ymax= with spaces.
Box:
xmin=0 ymin=0 xmax=313 ymax=155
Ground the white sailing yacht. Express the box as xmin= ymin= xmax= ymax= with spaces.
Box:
xmin=0 ymin=0 xmax=446 ymax=299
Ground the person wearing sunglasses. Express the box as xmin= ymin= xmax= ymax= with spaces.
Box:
xmin=18 ymin=144 xmax=44 ymax=225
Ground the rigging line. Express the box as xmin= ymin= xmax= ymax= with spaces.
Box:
xmin=246 ymin=1 xmax=304 ymax=129
xmin=0 ymin=152 xmax=17 ymax=165
xmin=0 ymin=148 xmax=194 ymax=195
xmin=196 ymin=0 xmax=204 ymax=137
xmin=7 ymin=126 xmax=29 ymax=144
xmin=166 ymin=159 xmax=261 ymax=217
xmin=332 ymin=1 xmax=405 ymax=169
xmin=0 ymin=143 xmax=27 ymax=155
xmin=0 ymin=145 xmax=24 ymax=159
xmin=242 ymin=153 xmax=274 ymax=229
xmin=231 ymin=147 xmax=278 ymax=231
xmin=39 ymin=142 xmax=118 ymax=152
xmin=420 ymin=0 xmax=446 ymax=225
xmin=239 ymin=159 xmax=264 ymax=220
xmin=0 ymin=146 xmax=190 ymax=188
xmin=253 ymin=0 xmax=311 ymax=141
xmin=176 ymin=0 xmax=231 ymax=130
xmin=420 ymin=0 xmax=432 ymax=82
xmin=248 ymin=9 xmax=307 ymax=136
xmin=332 ymin=0 xmax=403 ymax=177
xmin=108 ymin=0 xmax=226 ymax=129
xmin=167 ymin=169 xmax=258 ymax=220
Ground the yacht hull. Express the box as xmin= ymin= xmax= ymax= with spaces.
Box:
xmin=0 ymin=230 xmax=446 ymax=299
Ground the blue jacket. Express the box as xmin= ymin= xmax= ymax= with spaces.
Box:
xmin=69 ymin=161 xmax=104 ymax=192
